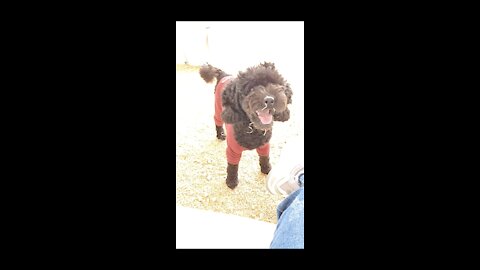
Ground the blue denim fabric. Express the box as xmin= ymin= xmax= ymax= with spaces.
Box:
xmin=270 ymin=174 xmax=304 ymax=249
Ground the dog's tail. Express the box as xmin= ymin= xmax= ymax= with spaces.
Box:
xmin=199 ymin=64 xmax=226 ymax=83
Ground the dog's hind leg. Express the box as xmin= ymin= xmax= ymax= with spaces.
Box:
xmin=226 ymin=163 xmax=239 ymax=189
xmin=213 ymin=77 xmax=225 ymax=140
xmin=215 ymin=125 xmax=226 ymax=140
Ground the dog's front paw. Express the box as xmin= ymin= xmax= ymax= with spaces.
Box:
xmin=226 ymin=163 xmax=239 ymax=189
xmin=226 ymin=176 xmax=238 ymax=189
xmin=259 ymin=156 xmax=271 ymax=174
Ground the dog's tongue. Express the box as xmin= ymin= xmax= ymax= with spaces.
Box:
xmin=257 ymin=110 xmax=272 ymax=124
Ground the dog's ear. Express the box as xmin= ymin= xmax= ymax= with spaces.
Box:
xmin=284 ymin=83 xmax=293 ymax=104
xmin=274 ymin=84 xmax=292 ymax=122
xmin=221 ymin=83 xmax=246 ymax=123
xmin=274 ymin=107 xmax=290 ymax=122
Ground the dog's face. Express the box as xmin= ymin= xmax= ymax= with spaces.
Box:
xmin=221 ymin=62 xmax=293 ymax=130
xmin=241 ymin=84 xmax=289 ymax=130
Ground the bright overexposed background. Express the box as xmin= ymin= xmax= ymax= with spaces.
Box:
xmin=176 ymin=22 xmax=304 ymax=247
xmin=176 ymin=22 xmax=303 ymax=83
xmin=176 ymin=21 xmax=304 ymax=127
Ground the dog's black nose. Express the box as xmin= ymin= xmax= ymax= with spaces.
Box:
xmin=264 ymin=96 xmax=275 ymax=107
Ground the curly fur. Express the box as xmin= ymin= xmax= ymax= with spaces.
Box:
xmin=221 ymin=62 xmax=292 ymax=148
xmin=199 ymin=62 xmax=293 ymax=188
xmin=199 ymin=64 xmax=229 ymax=84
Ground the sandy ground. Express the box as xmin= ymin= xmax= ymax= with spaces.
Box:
xmin=176 ymin=64 xmax=304 ymax=224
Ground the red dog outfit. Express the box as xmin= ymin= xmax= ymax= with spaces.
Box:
xmin=214 ymin=76 xmax=270 ymax=165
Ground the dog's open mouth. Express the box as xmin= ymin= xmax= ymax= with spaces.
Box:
xmin=256 ymin=109 xmax=273 ymax=125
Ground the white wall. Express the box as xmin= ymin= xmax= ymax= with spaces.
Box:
xmin=176 ymin=21 xmax=304 ymax=101
xmin=176 ymin=22 xmax=303 ymax=74
xmin=176 ymin=22 xmax=210 ymax=65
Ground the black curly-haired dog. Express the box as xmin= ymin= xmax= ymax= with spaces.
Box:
xmin=199 ymin=62 xmax=293 ymax=189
